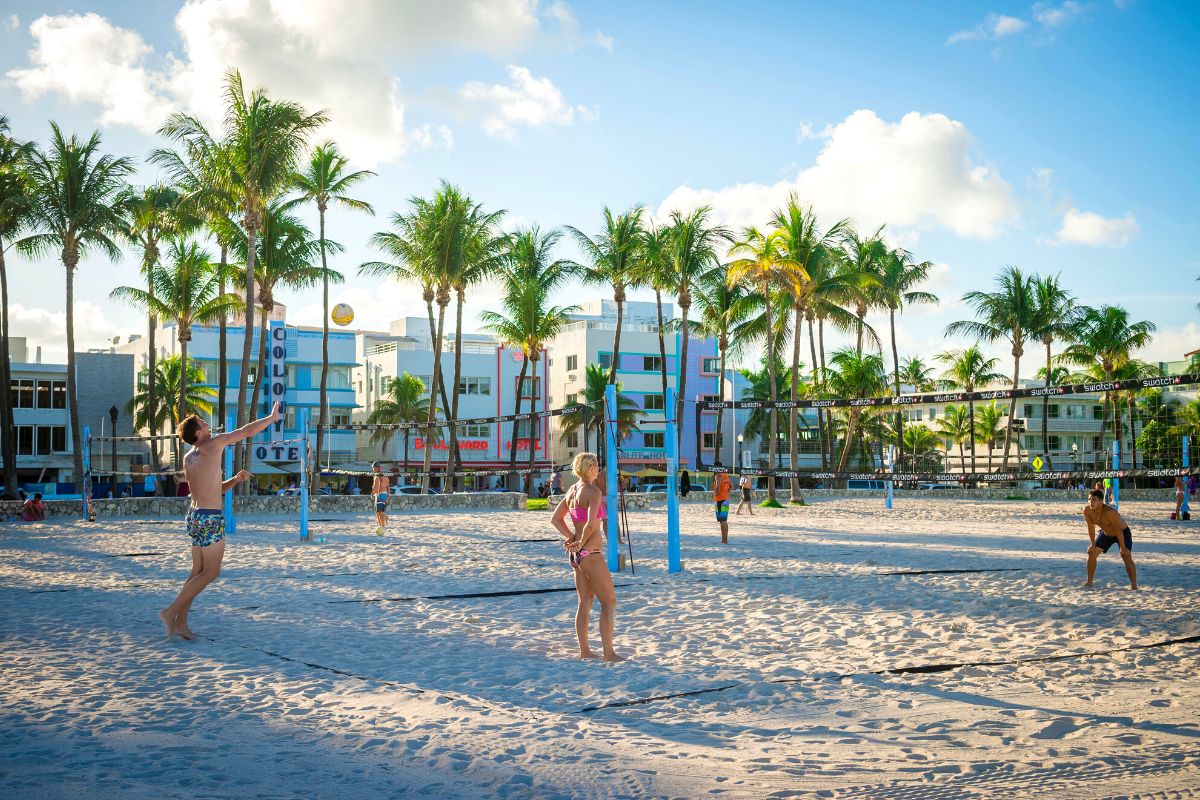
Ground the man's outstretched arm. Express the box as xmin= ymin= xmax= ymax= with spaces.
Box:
xmin=213 ymin=402 xmax=282 ymax=447
xmin=222 ymin=470 xmax=252 ymax=493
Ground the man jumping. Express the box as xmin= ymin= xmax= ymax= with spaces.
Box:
xmin=158 ymin=402 xmax=281 ymax=640
xmin=1082 ymin=489 xmax=1138 ymax=590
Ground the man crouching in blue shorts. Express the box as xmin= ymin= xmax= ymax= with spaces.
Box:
xmin=1082 ymin=489 xmax=1138 ymax=590
xmin=158 ymin=402 xmax=281 ymax=640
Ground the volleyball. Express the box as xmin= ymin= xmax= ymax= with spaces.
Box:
xmin=331 ymin=303 xmax=355 ymax=326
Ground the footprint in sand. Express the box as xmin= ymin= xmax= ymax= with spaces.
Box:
xmin=1031 ymin=717 xmax=1083 ymax=739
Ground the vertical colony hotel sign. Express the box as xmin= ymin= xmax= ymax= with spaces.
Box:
xmin=255 ymin=320 xmax=299 ymax=463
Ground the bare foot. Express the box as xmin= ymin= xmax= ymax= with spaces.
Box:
xmin=602 ymin=652 xmax=625 ymax=663
xmin=1130 ymin=584 xmax=1139 ymax=591
xmin=1081 ymin=582 xmax=1094 ymax=589
xmin=158 ymin=609 xmax=176 ymax=641
xmin=579 ymin=649 xmax=600 ymax=659
xmin=178 ymin=627 xmax=198 ymax=640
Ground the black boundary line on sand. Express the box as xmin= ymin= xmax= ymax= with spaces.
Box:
xmin=578 ymin=634 xmax=1200 ymax=713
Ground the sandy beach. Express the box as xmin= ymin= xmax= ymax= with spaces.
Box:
xmin=2 ymin=497 xmax=1198 ymax=799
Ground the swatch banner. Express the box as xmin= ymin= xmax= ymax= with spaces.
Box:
xmin=324 ymin=466 xmax=559 ymax=479
xmin=698 ymin=465 xmax=1200 ymax=482
xmin=697 ymin=373 xmax=1200 ymax=411
xmin=322 ymin=403 xmax=593 ymax=432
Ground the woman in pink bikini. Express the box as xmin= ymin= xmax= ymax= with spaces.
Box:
xmin=551 ymin=452 xmax=623 ymax=662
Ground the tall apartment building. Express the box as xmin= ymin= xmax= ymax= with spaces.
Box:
xmin=351 ymin=317 xmax=547 ymax=480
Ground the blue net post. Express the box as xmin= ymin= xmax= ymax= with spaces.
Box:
xmin=1183 ymin=435 xmax=1191 ymax=517
xmin=81 ymin=426 xmax=91 ymax=521
xmin=299 ymin=408 xmax=310 ymax=540
xmin=1112 ymin=439 xmax=1120 ymax=510
xmin=224 ymin=413 xmax=236 ymax=535
xmin=886 ymin=444 xmax=895 ymax=510
xmin=603 ymin=384 xmax=620 ymax=571
xmin=664 ymin=387 xmax=681 ymax=574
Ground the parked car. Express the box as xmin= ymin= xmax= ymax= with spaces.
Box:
xmin=846 ymin=479 xmax=888 ymax=491
xmin=643 ymin=484 xmax=667 ymax=493
xmin=392 ymin=485 xmax=440 ymax=495
xmin=917 ymin=483 xmax=958 ymax=491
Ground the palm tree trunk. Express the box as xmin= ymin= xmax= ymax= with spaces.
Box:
xmin=526 ymin=353 xmax=539 ymax=491
xmin=716 ymin=333 xmax=728 ymax=466
xmin=807 ymin=316 xmax=825 ymax=470
xmin=421 ymin=298 xmax=449 ymax=493
xmin=448 ymin=288 xmax=467 ymax=491
xmin=0 ymin=242 xmax=19 ymax=498
xmin=836 ymin=410 xmax=859 ymax=473
xmin=676 ymin=296 xmax=691 ymax=449
xmin=889 ymin=308 xmax=903 ymax=468
xmin=247 ymin=306 xmax=268 ymax=472
xmin=235 ymin=219 xmax=259 ymax=482
xmin=818 ymin=318 xmax=831 ymax=467
xmin=64 ymin=256 xmax=85 ymax=482
xmin=788 ymin=304 xmax=801 ymax=498
xmin=422 ymin=294 xmax=455 ymax=485
xmin=178 ymin=330 xmax=189 ymax=471
xmin=147 ymin=281 xmax=159 ymax=469
xmin=1041 ymin=340 xmax=1052 ymax=469
xmin=609 ymin=285 xmax=623 ymax=385
xmin=1002 ymin=345 xmax=1021 ymax=469
xmin=315 ymin=213 xmax=329 ymax=493
xmin=403 ymin=429 xmax=410 ymax=476
xmin=968 ymin=395 xmax=977 ymax=473
xmin=217 ymin=244 xmax=228 ymax=432
xmin=508 ymin=357 xmax=528 ymax=490
xmin=763 ymin=281 xmax=777 ymax=502
xmin=655 ymin=289 xmax=668 ymax=404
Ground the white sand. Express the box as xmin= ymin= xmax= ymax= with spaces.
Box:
xmin=2 ymin=497 xmax=1198 ymax=799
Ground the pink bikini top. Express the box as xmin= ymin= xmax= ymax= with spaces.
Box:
xmin=567 ymin=483 xmax=607 ymax=523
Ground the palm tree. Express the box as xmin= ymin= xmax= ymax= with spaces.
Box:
xmin=128 ymin=356 xmax=217 ymax=436
xmin=974 ymin=402 xmax=1005 ymax=473
xmin=558 ymin=363 xmax=641 ymax=454
xmin=945 ymin=266 xmax=1039 ymax=468
xmin=158 ymin=69 xmax=326 ymax=455
xmin=875 ymin=244 xmax=938 ymax=464
xmin=935 ymin=346 xmax=1006 ymax=472
xmin=120 ymin=185 xmax=196 ymax=467
xmin=771 ymin=197 xmax=850 ymax=491
xmin=286 ymin=142 xmax=375 ymax=490
xmin=17 ymin=124 xmax=133 ymax=482
xmin=366 ymin=374 xmax=436 ymax=474
xmin=841 ymin=227 xmax=888 ymax=357
xmin=1060 ymin=305 xmax=1156 ymax=467
xmin=826 ymin=348 xmax=889 ymax=473
xmin=693 ymin=262 xmax=755 ymax=465
xmin=1029 ymin=274 xmax=1076 ymax=469
xmin=903 ymin=424 xmax=943 ymax=473
xmin=665 ymin=206 xmax=729 ymax=446
xmin=634 ymin=221 xmax=675 ymax=405
xmin=936 ymin=404 xmax=974 ymax=472
xmin=899 ymin=357 xmax=937 ymax=392
xmin=567 ymin=206 xmax=644 ymax=385
xmin=738 ymin=356 xmax=793 ymax=454
xmin=0 ymin=115 xmax=34 ymax=498
xmin=111 ymin=239 xmax=241 ymax=427
xmin=150 ymin=135 xmax=240 ymax=433
xmin=727 ymin=226 xmax=791 ymax=502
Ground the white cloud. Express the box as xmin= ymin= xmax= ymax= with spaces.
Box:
xmin=8 ymin=302 xmax=134 ymax=364
xmin=460 ymin=65 xmax=594 ymax=139
xmin=655 ymin=109 xmax=1017 ymax=240
xmin=1054 ymin=207 xmax=1139 ymax=247
xmin=7 ymin=13 xmax=174 ymax=134
xmin=5 ymin=14 xmax=19 ymax=31
xmin=1136 ymin=323 xmax=1199 ymax=364
xmin=7 ymin=2 xmax=592 ymax=166
xmin=1028 ymin=166 xmax=1055 ymax=200
xmin=1034 ymin=1 xmax=1086 ymax=27
xmin=796 ymin=122 xmax=817 ymax=142
xmin=947 ymin=13 xmax=1029 ymax=44
xmin=593 ymin=32 xmax=614 ymax=52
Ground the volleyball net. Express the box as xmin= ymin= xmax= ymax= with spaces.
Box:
xmin=693 ymin=373 xmax=1200 ymax=492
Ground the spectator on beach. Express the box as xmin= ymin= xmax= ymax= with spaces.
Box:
xmin=550 ymin=470 xmax=563 ymax=495
xmin=163 ymin=474 xmax=178 ymax=498
xmin=1172 ymin=475 xmax=1186 ymax=520
xmin=680 ymin=469 xmax=691 ymax=497
xmin=21 ymin=493 xmax=45 ymax=522
xmin=713 ymin=471 xmax=732 ymax=544
xmin=736 ymin=474 xmax=755 ymax=516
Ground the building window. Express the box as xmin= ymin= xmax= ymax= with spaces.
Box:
xmin=566 ymin=431 xmax=579 ymax=448
xmin=1093 ymin=405 xmax=1104 ymax=420
xmin=16 ymin=426 xmax=33 ymax=455
xmin=327 ymin=366 xmax=352 ymax=390
xmin=199 ymin=361 xmax=220 ymax=385
xmin=285 ymin=408 xmax=297 ymax=430
xmin=702 ymin=432 xmax=716 ymax=449
xmin=643 ymin=356 xmax=662 ymax=372
xmin=330 ymin=410 xmax=351 ymax=426
xmin=566 ymin=355 xmax=578 ymax=371
xmin=927 ymin=407 xmax=937 ymax=420
xmin=701 ymin=394 xmax=720 ymax=404
xmin=462 ymin=424 xmax=491 ymax=437
xmin=11 ymin=379 xmax=35 ymax=409
xmin=36 ymin=426 xmax=68 ymax=455
xmin=1065 ymin=404 xmax=1086 ymax=419
xmin=1091 ymin=436 xmax=1102 ymax=451
xmin=644 ymin=394 xmax=665 ymax=411
xmin=1047 ymin=404 xmax=1060 ymax=419
xmin=517 ymin=376 xmax=540 ymax=400
xmin=459 ymin=377 xmax=491 ymax=396
xmin=598 ymin=353 xmax=612 ymax=369
xmin=515 ymin=418 xmax=541 ymax=439
xmin=702 ymin=357 xmax=719 ymax=373
xmin=1048 ymin=435 xmax=1062 ymax=450
xmin=643 ymin=432 xmax=665 ymax=448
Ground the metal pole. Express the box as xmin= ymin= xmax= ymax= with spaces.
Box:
xmin=110 ymin=428 xmax=117 ymax=500
xmin=1112 ymin=439 xmax=1120 ymax=510
xmin=603 ymin=384 xmax=620 ymax=572
xmin=665 ymin=387 xmax=681 ymax=574
xmin=886 ymin=443 xmax=894 ymax=510
xmin=82 ymin=426 xmax=91 ymax=521
xmin=224 ymin=413 xmax=236 ymax=535
xmin=1183 ymin=435 xmax=1191 ymax=518
xmin=300 ymin=408 xmax=310 ymax=540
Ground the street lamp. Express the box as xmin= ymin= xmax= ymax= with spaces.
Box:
xmin=737 ymin=434 xmax=744 ymax=473
xmin=108 ymin=405 xmax=119 ymax=499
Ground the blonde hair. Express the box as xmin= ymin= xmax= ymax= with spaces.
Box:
xmin=571 ymin=451 xmax=599 ymax=480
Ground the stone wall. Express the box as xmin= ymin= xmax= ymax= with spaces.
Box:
xmin=0 ymin=492 xmax=528 ymax=519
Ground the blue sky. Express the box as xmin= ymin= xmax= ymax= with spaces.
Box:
xmin=1 ymin=0 xmax=1196 ymax=370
